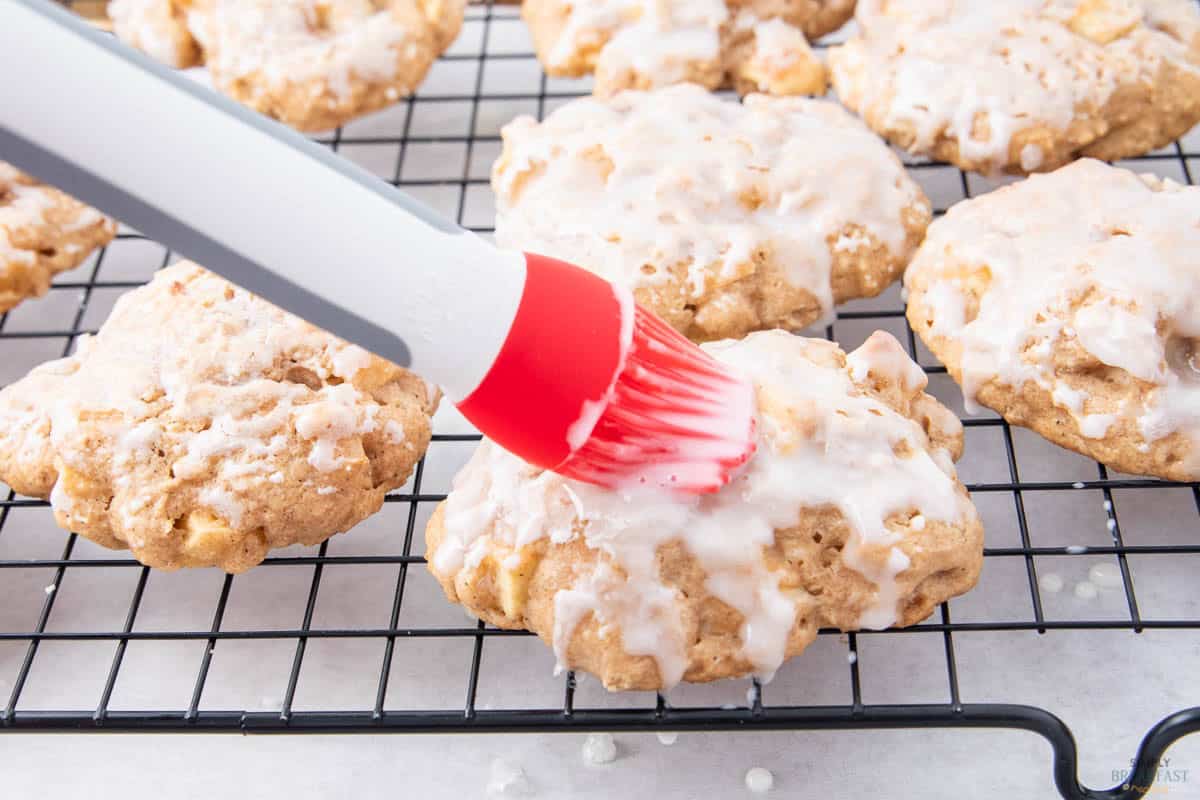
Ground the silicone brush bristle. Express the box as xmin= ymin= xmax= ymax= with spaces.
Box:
xmin=556 ymin=306 xmax=757 ymax=493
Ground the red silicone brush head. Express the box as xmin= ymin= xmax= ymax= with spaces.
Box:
xmin=556 ymin=305 xmax=757 ymax=493
xmin=456 ymin=253 xmax=757 ymax=494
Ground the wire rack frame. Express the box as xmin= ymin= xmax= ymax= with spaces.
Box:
xmin=2 ymin=3 xmax=1200 ymax=799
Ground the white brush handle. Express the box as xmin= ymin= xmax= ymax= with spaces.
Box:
xmin=0 ymin=0 xmax=525 ymax=401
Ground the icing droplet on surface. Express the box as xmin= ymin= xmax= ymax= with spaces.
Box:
xmin=831 ymin=2 xmax=1200 ymax=173
xmin=582 ymin=732 xmax=618 ymax=765
xmin=1065 ymin=545 xmax=1088 ymax=555
xmin=656 ymin=731 xmax=679 ymax=746
xmin=745 ymin=767 xmax=775 ymax=793
xmin=1074 ymin=581 xmax=1099 ymax=600
xmin=1038 ymin=573 xmax=1064 ymax=594
xmin=486 ymin=758 xmax=533 ymax=797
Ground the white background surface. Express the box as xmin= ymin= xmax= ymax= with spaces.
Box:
xmin=3 ymin=6 xmax=1200 ymax=798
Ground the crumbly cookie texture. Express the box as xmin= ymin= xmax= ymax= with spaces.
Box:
xmin=493 ymin=84 xmax=931 ymax=342
xmin=0 ymin=162 xmax=117 ymax=315
xmin=906 ymin=159 xmax=1200 ymax=481
xmin=0 ymin=262 xmax=437 ymax=572
xmin=427 ymin=330 xmax=983 ymax=691
xmin=523 ymin=0 xmax=853 ymax=97
xmin=109 ymin=0 xmax=466 ymax=131
xmin=829 ymin=0 xmax=1200 ymax=175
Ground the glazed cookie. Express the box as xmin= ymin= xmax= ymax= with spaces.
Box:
xmin=109 ymin=0 xmax=466 ymax=131
xmin=523 ymin=0 xmax=853 ymax=97
xmin=0 ymin=262 xmax=438 ymax=572
xmin=493 ymin=84 xmax=931 ymax=342
xmin=427 ymin=330 xmax=983 ymax=691
xmin=905 ymin=159 xmax=1200 ymax=482
xmin=829 ymin=0 xmax=1200 ymax=176
xmin=0 ymin=162 xmax=117 ymax=314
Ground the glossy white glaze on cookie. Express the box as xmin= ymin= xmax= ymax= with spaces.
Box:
xmin=905 ymin=159 xmax=1200 ymax=479
xmin=524 ymin=0 xmax=846 ymax=97
xmin=830 ymin=0 xmax=1200 ymax=174
xmin=546 ymin=0 xmax=728 ymax=82
xmin=430 ymin=331 xmax=980 ymax=688
xmin=0 ymin=162 xmax=116 ymax=314
xmin=0 ymin=262 xmax=437 ymax=571
xmin=493 ymin=84 xmax=930 ymax=340
xmin=109 ymin=0 xmax=466 ymax=131
xmin=202 ymin=0 xmax=437 ymax=100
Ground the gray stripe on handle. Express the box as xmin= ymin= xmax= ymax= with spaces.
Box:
xmin=0 ymin=126 xmax=413 ymax=368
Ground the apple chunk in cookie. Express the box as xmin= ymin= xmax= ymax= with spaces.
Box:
xmin=522 ymin=0 xmax=852 ymax=98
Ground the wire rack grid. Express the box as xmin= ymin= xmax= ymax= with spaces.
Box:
xmin=3 ymin=4 xmax=1200 ymax=799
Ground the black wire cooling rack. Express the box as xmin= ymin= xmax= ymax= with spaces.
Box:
xmin=3 ymin=3 xmax=1200 ymax=799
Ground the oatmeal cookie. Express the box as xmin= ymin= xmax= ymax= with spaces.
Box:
xmin=109 ymin=0 xmax=466 ymax=131
xmin=0 ymin=162 xmax=117 ymax=315
xmin=523 ymin=0 xmax=854 ymax=97
xmin=0 ymin=262 xmax=438 ymax=572
xmin=905 ymin=159 xmax=1200 ymax=481
xmin=427 ymin=330 xmax=982 ymax=691
xmin=493 ymin=84 xmax=931 ymax=342
xmin=829 ymin=0 xmax=1200 ymax=175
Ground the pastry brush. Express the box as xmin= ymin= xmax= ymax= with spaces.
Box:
xmin=0 ymin=0 xmax=756 ymax=493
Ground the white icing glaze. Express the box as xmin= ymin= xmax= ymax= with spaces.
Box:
xmin=0 ymin=163 xmax=103 ymax=268
xmin=545 ymin=0 xmax=726 ymax=75
xmin=830 ymin=0 xmax=1200 ymax=173
xmin=600 ymin=0 xmax=726 ymax=85
xmin=540 ymin=0 xmax=834 ymax=94
xmin=906 ymin=159 xmax=1200 ymax=473
xmin=495 ymin=84 xmax=926 ymax=328
xmin=434 ymin=331 xmax=975 ymax=688
xmin=0 ymin=263 xmax=417 ymax=528
xmin=384 ymin=419 xmax=407 ymax=445
xmin=112 ymin=0 xmax=464 ymax=104
xmin=204 ymin=0 xmax=414 ymax=100
xmin=109 ymin=0 xmax=194 ymax=67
